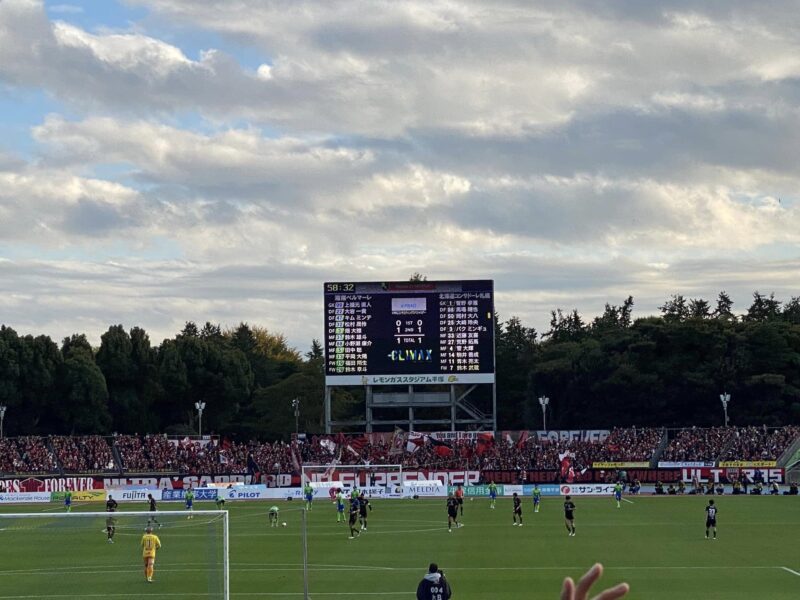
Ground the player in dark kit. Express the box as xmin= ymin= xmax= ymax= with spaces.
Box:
xmin=348 ymin=498 xmax=361 ymax=539
xmin=446 ymin=493 xmax=461 ymax=532
xmin=705 ymin=499 xmax=718 ymax=539
xmin=147 ymin=493 xmax=161 ymax=529
xmin=512 ymin=492 xmax=523 ymax=526
xmin=358 ymin=493 xmax=372 ymax=531
xmin=105 ymin=494 xmax=118 ymax=543
xmin=564 ymin=495 xmax=576 ymax=537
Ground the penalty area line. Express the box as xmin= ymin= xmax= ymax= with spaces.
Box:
xmin=622 ymin=498 xmax=635 ymax=505
xmin=781 ymin=566 xmax=800 ymax=577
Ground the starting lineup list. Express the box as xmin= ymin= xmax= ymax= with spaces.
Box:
xmin=324 ymin=281 xmax=495 ymax=385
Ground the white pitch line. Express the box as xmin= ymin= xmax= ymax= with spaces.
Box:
xmin=781 ymin=566 xmax=800 ymax=577
xmin=622 ymin=498 xmax=635 ymax=504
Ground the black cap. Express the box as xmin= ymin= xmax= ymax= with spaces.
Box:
xmin=429 ymin=563 xmax=438 ymax=573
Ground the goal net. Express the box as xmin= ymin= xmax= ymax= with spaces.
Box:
xmin=0 ymin=510 xmax=229 ymax=599
xmin=301 ymin=463 xmax=404 ymax=499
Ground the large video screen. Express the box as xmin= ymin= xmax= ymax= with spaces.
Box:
xmin=324 ymin=280 xmax=495 ymax=386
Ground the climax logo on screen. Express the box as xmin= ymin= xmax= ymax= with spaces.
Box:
xmin=387 ymin=349 xmax=433 ymax=362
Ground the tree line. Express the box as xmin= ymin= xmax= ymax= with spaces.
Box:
xmin=0 ymin=291 xmax=798 ymax=438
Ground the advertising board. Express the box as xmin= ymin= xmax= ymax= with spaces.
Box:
xmin=559 ymin=484 xmax=616 ymax=496
xmin=0 ymin=492 xmax=53 ymax=503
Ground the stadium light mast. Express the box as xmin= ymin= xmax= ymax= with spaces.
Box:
xmin=719 ymin=393 xmax=731 ymax=427
xmin=292 ymin=398 xmax=301 ymax=435
xmin=194 ymin=401 xmax=206 ymax=437
xmin=0 ymin=405 xmax=6 ymax=439
xmin=538 ymin=396 xmax=550 ymax=431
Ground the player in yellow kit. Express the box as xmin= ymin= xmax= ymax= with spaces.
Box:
xmin=141 ymin=526 xmax=162 ymax=583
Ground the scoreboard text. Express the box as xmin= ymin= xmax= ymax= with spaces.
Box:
xmin=324 ymin=280 xmax=495 ymax=385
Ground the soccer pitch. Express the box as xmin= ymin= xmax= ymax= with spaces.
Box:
xmin=0 ymin=496 xmax=798 ymax=599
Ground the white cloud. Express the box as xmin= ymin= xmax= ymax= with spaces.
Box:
xmin=1 ymin=0 xmax=800 ymax=346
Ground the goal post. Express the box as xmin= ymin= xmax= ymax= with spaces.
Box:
xmin=0 ymin=510 xmax=229 ymax=599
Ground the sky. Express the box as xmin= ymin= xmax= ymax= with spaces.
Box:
xmin=1 ymin=0 xmax=799 ymax=351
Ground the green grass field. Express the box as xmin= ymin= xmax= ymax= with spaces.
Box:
xmin=0 ymin=495 xmax=798 ymax=599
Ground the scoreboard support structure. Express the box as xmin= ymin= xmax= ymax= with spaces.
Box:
xmin=324 ymin=382 xmax=496 ymax=433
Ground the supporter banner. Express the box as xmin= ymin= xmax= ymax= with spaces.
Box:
xmin=559 ymin=484 xmax=616 ymax=496
xmin=300 ymin=470 xmax=479 ymax=488
xmin=446 ymin=484 xmax=505 ymax=497
xmin=0 ymin=476 xmax=103 ymax=493
xmin=592 ymin=462 xmax=649 ymax=469
xmin=429 ymin=431 xmax=490 ymax=441
xmin=718 ymin=461 xmax=777 ymax=468
xmin=482 ymin=469 xmax=682 ymax=485
xmin=51 ymin=490 xmax=106 ymax=502
xmin=104 ymin=474 xmax=250 ymax=490
xmin=658 ymin=462 xmax=714 ymax=468
xmin=522 ymin=484 xmax=561 ymax=497
xmin=0 ymin=492 xmax=53 ymax=504
xmin=534 ymin=430 xmax=610 ymax=443
xmin=681 ymin=467 xmax=784 ymax=484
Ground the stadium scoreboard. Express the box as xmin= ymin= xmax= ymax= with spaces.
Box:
xmin=324 ymin=280 xmax=495 ymax=385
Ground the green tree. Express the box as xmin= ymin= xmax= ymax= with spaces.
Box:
xmin=58 ymin=335 xmax=111 ymax=434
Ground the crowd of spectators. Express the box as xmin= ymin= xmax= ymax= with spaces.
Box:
xmin=662 ymin=427 xmax=735 ymax=462
xmin=114 ymin=435 xmax=149 ymax=471
xmin=51 ymin=436 xmax=116 ymax=472
xmin=0 ymin=436 xmax=58 ymax=473
xmin=722 ymin=426 xmax=800 ymax=462
xmin=1 ymin=426 xmax=798 ymax=476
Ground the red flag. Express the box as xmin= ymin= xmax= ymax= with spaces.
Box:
xmin=428 ymin=437 xmax=454 ymax=457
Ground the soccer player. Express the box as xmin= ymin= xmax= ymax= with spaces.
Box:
xmin=705 ymin=499 xmax=718 ymax=539
xmin=64 ymin=490 xmax=72 ymax=512
xmin=564 ymin=495 xmax=576 ymax=537
xmin=185 ymin=487 xmax=195 ymax=519
xmin=488 ymin=481 xmax=498 ymax=509
xmin=336 ymin=489 xmax=345 ymax=523
xmin=532 ymin=484 xmax=541 ymax=513
xmin=512 ymin=492 xmax=523 ymax=526
xmin=106 ymin=494 xmax=118 ymax=544
xmin=268 ymin=505 xmax=280 ymax=527
xmin=455 ymin=484 xmax=464 ymax=516
xmin=614 ymin=482 xmax=623 ymax=509
xmin=303 ymin=482 xmax=314 ymax=511
xmin=141 ymin=525 xmax=162 ymax=583
xmin=358 ymin=492 xmax=371 ymax=531
xmin=348 ymin=497 xmax=361 ymax=539
xmin=446 ymin=493 xmax=460 ymax=532
xmin=215 ymin=496 xmax=226 ymax=510
xmin=147 ymin=493 xmax=161 ymax=529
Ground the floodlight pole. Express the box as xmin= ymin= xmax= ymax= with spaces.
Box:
xmin=292 ymin=398 xmax=301 ymax=435
xmin=0 ymin=405 xmax=6 ymax=439
xmin=719 ymin=393 xmax=731 ymax=427
xmin=538 ymin=396 xmax=550 ymax=431
xmin=195 ymin=401 xmax=206 ymax=437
